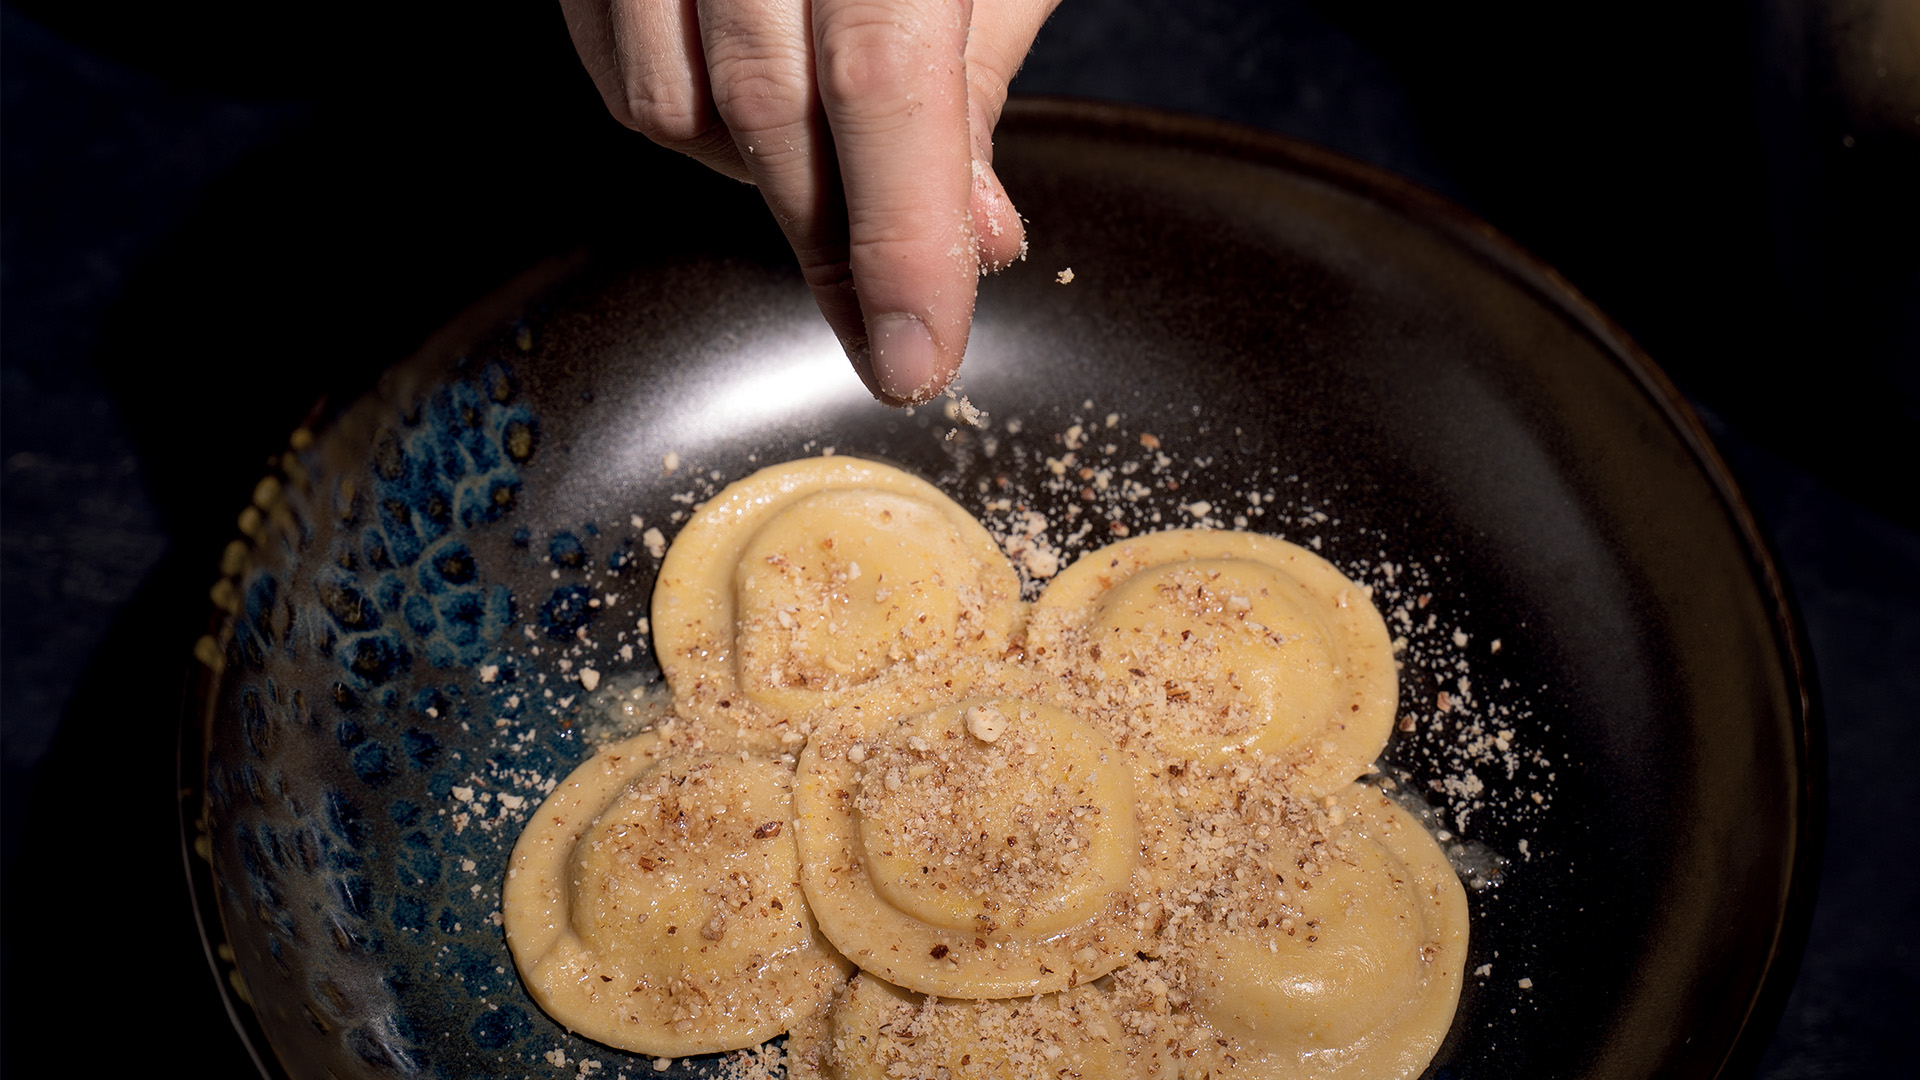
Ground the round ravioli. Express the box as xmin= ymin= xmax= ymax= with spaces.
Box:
xmin=1188 ymin=783 xmax=1468 ymax=1079
xmin=502 ymin=732 xmax=851 ymax=1056
xmin=651 ymin=457 xmax=1022 ymax=733
xmin=794 ymin=973 xmax=1129 ymax=1080
xmin=1028 ymin=530 xmax=1395 ymax=792
xmin=794 ymin=697 xmax=1147 ymax=998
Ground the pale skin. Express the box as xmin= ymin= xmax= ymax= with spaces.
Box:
xmin=560 ymin=0 xmax=1060 ymax=404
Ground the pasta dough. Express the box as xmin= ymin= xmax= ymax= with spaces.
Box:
xmin=650 ymin=457 xmax=1023 ymax=741
xmin=1186 ymin=784 xmax=1468 ymax=1078
xmin=793 ymin=696 xmax=1146 ymax=998
xmin=504 ymin=455 xmax=1468 ymax=1078
xmin=791 ymin=973 xmax=1129 ymax=1080
xmin=1027 ymin=530 xmax=1397 ymax=794
xmin=502 ymin=731 xmax=851 ymax=1056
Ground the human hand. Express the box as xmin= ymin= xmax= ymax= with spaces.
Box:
xmin=560 ymin=0 xmax=1060 ymax=404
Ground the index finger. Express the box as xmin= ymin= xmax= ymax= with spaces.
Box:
xmin=815 ymin=0 xmax=978 ymax=405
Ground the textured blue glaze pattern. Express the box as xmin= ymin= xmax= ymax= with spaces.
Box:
xmin=202 ymin=330 xmax=655 ymax=1078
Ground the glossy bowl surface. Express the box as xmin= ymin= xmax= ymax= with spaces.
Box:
xmin=186 ymin=99 xmax=1816 ymax=1080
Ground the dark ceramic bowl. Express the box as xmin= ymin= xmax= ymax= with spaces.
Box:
xmin=183 ymin=99 xmax=1817 ymax=1080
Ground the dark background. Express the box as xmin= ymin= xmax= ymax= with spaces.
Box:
xmin=3 ymin=0 xmax=1915 ymax=1075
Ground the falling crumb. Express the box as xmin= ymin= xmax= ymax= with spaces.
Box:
xmin=1055 ymin=267 xmax=1075 ymax=284
xmin=943 ymin=393 xmax=988 ymax=428
xmin=479 ymin=665 xmax=499 ymax=683
xmin=662 ymin=451 xmax=680 ymax=474
xmin=1518 ymin=977 xmax=1534 ymax=989
xmin=642 ymin=528 xmax=667 ymax=559
xmin=1491 ymin=638 xmax=1502 ymax=653
xmin=579 ymin=668 xmax=600 ymax=692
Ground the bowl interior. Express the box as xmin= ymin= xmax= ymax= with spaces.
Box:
xmin=188 ymin=100 xmax=1813 ymax=1080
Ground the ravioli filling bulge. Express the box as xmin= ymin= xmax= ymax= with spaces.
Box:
xmin=733 ymin=489 xmax=975 ymax=702
xmin=506 ymin=458 xmax=1468 ymax=1076
xmin=792 ymin=695 xmax=1148 ymax=1000
xmin=504 ymin=736 xmax=850 ymax=1056
xmin=1088 ymin=557 xmax=1342 ymax=758
xmin=851 ymin=700 xmax=1138 ymax=936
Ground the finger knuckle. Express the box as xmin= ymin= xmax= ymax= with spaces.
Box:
xmin=968 ymin=69 xmax=1008 ymax=126
xmin=850 ymin=213 xmax=958 ymax=264
xmin=708 ymin=49 xmax=810 ymax=138
xmin=620 ymin=69 xmax=714 ymax=145
xmin=818 ymin=5 xmax=928 ymax=104
xmin=799 ymin=254 xmax=854 ymax=294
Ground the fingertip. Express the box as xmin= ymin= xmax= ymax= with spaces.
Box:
xmin=971 ymin=159 xmax=1027 ymax=273
xmin=837 ymin=308 xmax=963 ymax=408
xmin=868 ymin=313 xmax=956 ymax=405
